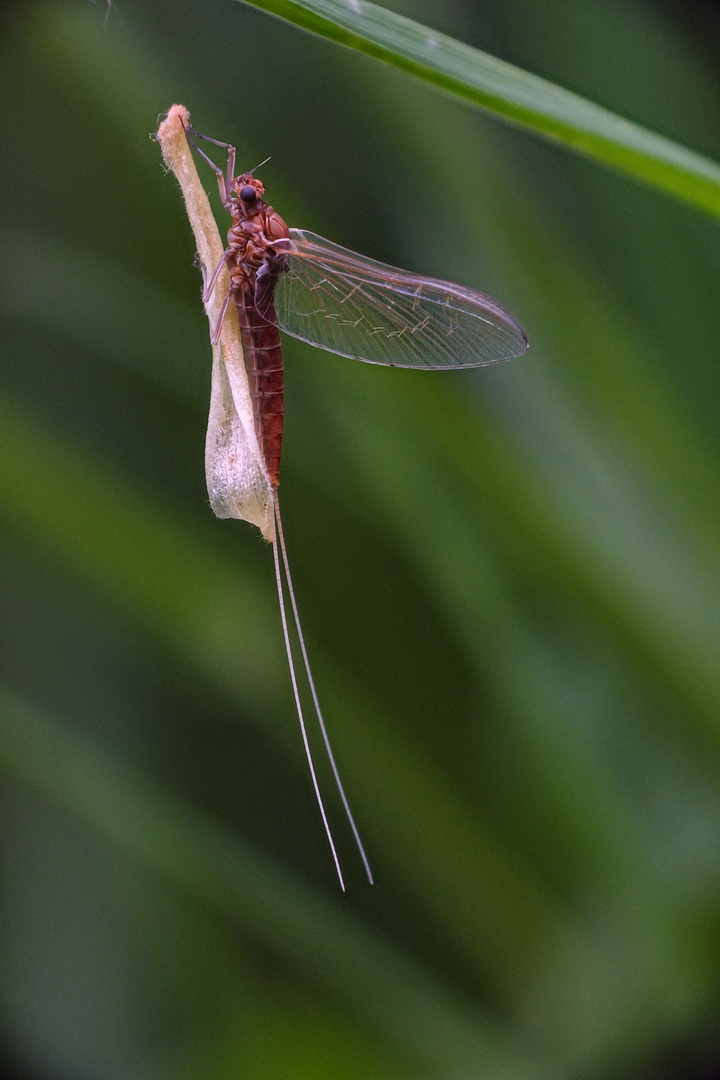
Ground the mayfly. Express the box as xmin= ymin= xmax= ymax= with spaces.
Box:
xmin=157 ymin=105 xmax=528 ymax=890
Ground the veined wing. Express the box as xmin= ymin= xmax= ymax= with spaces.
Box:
xmin=257 ymin=229 xmax=528 ymax=369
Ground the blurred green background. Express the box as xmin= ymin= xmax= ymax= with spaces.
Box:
xmin=2 ymin=1 xmax=720 ymax=1077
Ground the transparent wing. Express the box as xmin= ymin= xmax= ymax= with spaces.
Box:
xmin=257 ymin=229 xmax=528 ymax=369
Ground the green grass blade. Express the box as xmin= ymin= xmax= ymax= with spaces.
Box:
xmin=238 ymin=0 xmax=720 ymax=217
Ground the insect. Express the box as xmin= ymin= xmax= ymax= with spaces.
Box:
xmin=177 ymin=117 xmax=528 ymax=889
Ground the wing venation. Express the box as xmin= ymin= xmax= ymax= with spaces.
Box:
xmin=255 ymin=230 xmax=527 ymax=370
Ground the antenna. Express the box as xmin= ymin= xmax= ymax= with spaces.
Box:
xmin=249 ymin=156 xmax=271 ymax=175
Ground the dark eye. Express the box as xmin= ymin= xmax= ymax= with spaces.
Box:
xmin=240 ymin=185 xmax=257 ymax=203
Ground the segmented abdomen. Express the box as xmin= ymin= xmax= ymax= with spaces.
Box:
xmin=235 ymin=285 xmax=284 ymax=487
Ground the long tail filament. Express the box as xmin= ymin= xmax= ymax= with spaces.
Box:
xmin=272 ymin=494 xmax=374 ymax=888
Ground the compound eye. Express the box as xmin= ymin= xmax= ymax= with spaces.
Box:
xmin=239 ymin=184 xmax=257 ymax=204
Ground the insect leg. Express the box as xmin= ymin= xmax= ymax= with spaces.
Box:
xmin=183 ymin=125 xmax=234 ymax=203
xmin=203 ymin=248 xmax=232 ymax=303
xmin=211 ymin=288 xmax=233 ymax=345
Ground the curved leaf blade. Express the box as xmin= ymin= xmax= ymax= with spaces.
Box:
xmin=238 ymin=0 xmax=720 ymax=217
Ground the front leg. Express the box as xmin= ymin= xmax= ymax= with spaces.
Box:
xmin=183 ymin=124 xmax=236 ymax=204
xmin=203 ymin=248 xmax=232 ymax=302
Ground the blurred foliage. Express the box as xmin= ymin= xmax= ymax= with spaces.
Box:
xmin=1 ymin=1 xmax=720 ymax=1078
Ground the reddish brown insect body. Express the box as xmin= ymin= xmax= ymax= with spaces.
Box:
xmin=223 ymin=174 xmax=290 ymax=486
xmin=179 ymin=115 xmax=527 ymax=890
